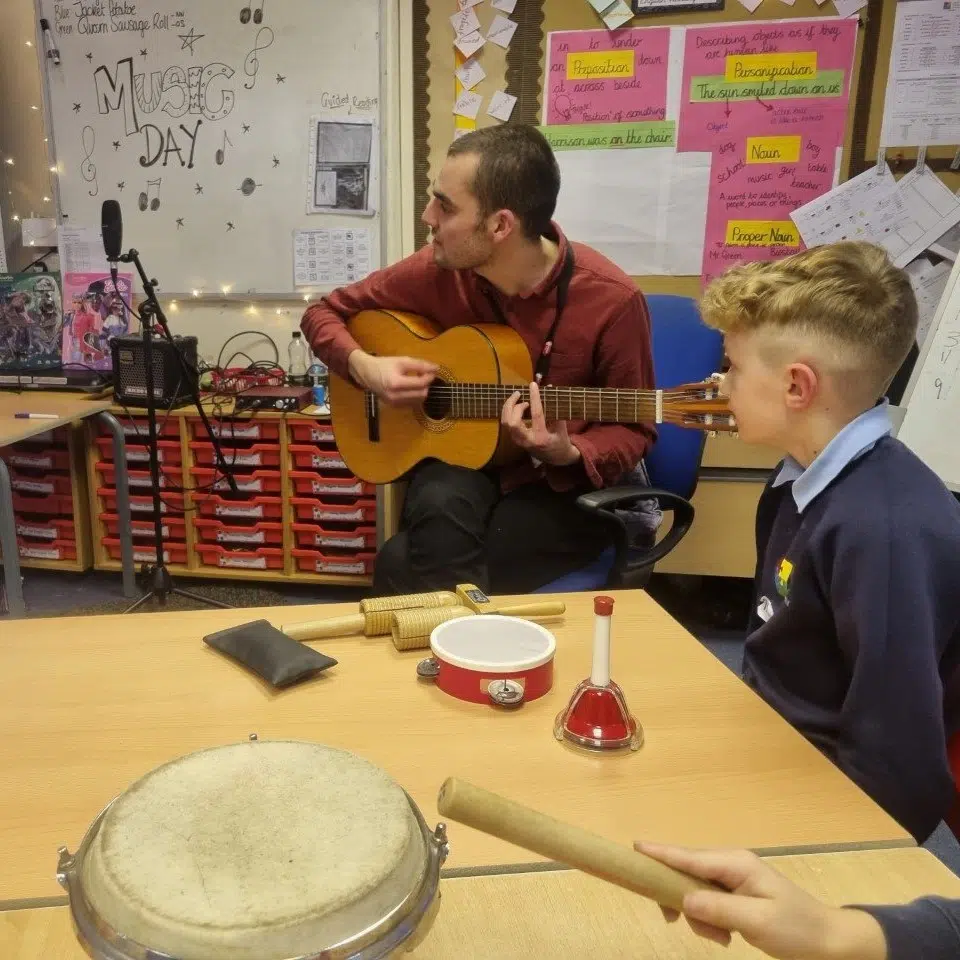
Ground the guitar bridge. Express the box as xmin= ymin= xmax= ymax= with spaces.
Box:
xmin=365 ymin=391 xmax=380 ymax=443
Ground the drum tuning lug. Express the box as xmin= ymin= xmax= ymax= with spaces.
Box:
xmin=433 ymin=822 xmax=450 ymax=863
xmin=56 ymin=845 xmax=74 ymax=886
xmin=416 ymin=657 xmax=440 ymax=680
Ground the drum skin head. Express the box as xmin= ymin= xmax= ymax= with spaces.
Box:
xmin=79 ymin=740 xmax=426 ymax=960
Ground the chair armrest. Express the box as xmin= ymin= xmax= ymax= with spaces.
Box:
xmin=576 ymin=486 xmax=695 ymax=577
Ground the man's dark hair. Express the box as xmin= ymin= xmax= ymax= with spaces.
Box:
xmin=447 ymin=124 xmax=560 ymax=241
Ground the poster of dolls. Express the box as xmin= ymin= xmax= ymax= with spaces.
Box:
xmin=0 ymin=272 xmax=64 ymax=370
xmin=61 ymin=272 xmax=133 ymax=371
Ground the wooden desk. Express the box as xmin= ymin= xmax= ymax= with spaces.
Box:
xmin=0 ymin=393 xmax=112 ymax=448
xmin=0 ymin=591 xmax=911 ymax=904
xmin=2 ymin=848 xmax=956 ymax=959
xmin=0 ymin=392 xmax=134 ymax=616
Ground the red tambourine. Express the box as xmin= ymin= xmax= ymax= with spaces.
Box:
xmin=421 ymin=615 xmax=556 ymax=707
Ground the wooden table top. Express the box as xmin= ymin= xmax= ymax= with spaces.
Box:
xmin=0 ymin=590 xmax=911 ymax=904
xmin=2 ymin=848 xmax=956 ymax=959
xmin=0 ymin=391 xmax=111 ymax=446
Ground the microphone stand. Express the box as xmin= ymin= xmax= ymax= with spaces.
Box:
xmin=114 ymin=250 xmax=239 ymax=613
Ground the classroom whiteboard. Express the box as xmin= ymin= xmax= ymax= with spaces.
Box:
xmin=35 ymin=0 xmax=388 ymax=296
xmin=897 ymin=254 xmax=960 ymax=492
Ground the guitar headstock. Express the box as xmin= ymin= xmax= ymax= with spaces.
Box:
xmin=663 ymin=374 xmax=738 ymax=435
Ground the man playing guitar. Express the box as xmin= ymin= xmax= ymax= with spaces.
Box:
xmin=301 ymin=124 xmax=656 ymax=595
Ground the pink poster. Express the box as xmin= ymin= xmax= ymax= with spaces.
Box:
xmin=62 ymin=272 xmax=133 ymax=371
xmin=674 ymin=18 xmax=857 ymax=284
xmin=545 ymin=27 xmax=670 ymax=126
xmin=678 ymin=18 xmax=857 ymax=152
xmin=703 ymin=137 xmax=838 ymax=283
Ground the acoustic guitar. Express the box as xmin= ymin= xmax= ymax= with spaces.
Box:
xmin=328 ymin=309 xmax=736 ymax=484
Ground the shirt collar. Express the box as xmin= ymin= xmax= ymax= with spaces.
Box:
xmin=474 ymin=221 xmax=570 ymax=302
xmin=772 ymin=400 xmax=892 ymax=512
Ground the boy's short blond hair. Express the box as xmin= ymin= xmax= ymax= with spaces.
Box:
xmin=700 ymin=241 xmax=918 ymax=401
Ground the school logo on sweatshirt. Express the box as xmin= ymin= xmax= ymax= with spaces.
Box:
xmin=775 ymin=557 xmax=793 ymax=600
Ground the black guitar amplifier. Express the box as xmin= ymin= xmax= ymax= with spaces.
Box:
xmin=110 ymin=334 xmax=199 ymax=408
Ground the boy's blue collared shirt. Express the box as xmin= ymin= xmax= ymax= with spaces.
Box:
xmin=771 ymin=400 xmax=893 ymax=512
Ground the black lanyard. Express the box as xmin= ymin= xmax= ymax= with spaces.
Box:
xmin=482 ymin=245 xmax=575 ymax=384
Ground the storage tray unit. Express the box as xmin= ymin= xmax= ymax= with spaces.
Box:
xmin=85 ymin=407 xmax=378 ymax=583
xmin=1 ymin=425 xmax=92 ymax=572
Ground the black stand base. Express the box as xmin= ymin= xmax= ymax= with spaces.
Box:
xmin=123 ymin=564 xmax=233 ymax=613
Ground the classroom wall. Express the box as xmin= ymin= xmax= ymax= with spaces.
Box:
xmin=0 ymin=0 xmax=58 ymax=272
xmin=1 ymin=0 xmax=415 ymax=368
xmin=414 ymin=0 xmax=960 ymax=281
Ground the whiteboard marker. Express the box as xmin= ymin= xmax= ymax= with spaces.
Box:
xmin=39 ymin=19 xmax=60 ymax=66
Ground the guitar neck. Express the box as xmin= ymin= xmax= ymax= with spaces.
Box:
xmin=438 ymin=384 xmax=673 ymax=424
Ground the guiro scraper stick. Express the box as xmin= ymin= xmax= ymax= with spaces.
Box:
xmin=436 ymin=777 xmax=715 ymax=913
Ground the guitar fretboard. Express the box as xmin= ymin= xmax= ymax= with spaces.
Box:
xmin=428 ymin=384 xmax=664 ymax=423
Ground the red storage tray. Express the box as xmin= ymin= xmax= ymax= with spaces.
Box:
xmin=289 ymin=443 xmax=347 ymax=470
xmin=292 ymin=522 xmax=376 ymax=550
xmin=99 ymin=513 xmax=186 ymax=541
xmin=189 ymin=442 xmax=281 ymax=469
xmin=11 ymin=492 xmax=73 ymax=516
xmin=195 ymin=544 xmax=284 ymax=570
xmin=190 ymin=468 xmax=282 ymax=494
xmin=97 ymin=463 xmax=183 ymax=490
xmin=292 ymin=548 xmax=375 ymax=576
xmin=193 ymin=519 xmax=283 ymax=546
xmin=104 ymin=538 xmax=188 ymax=565
xmin=291 ymin=496 xmax=376 ymax=523
xmin=1 ymin=447 xmax=71 ymax=471
xmin=191 ymin=494 xmax=283 ymax=520
xmin=288 ymin=420 xmax=335 ymax=444
xmin=9 ymin=468 xmax=72 ymax=496
xmin=15 ymin=517 xmax=75 ymax=541
xmin=102 ymin=416 xmax=180 ymax=440
xmin=289 ymin=471 xmax=373 ymax=497
xmin=97 ymin=487 xmax=185 ymax=515
xmin=95 ymin=437 xmax=182 ymax=465
xmin=190 ymin=419 xmax=280 ymax=442
xmin=11 ymin=426 xmax=69 ymax=446
xmin=18 ymin=538 xmax=77 ymax=561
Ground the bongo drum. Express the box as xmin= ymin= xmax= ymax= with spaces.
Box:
xmin=423 ymin=615 xmax=557 ymax=707
xmin=56 ymin=738 xmax=448 ymax=960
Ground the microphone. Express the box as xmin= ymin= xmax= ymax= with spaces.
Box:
xmin=101 ymin=199 xmax=123 ymax=264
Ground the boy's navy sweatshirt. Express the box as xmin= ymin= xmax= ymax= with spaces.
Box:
xmin=744 ymin=402 xmax=960 ymax=843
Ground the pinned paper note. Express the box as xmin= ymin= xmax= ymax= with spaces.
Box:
xmin=455 ymin=30 xmax=486 ymax=58
xmin=451 ymin=8 xmax=481 ymax=37
xmin=486 ymin=14 xmax=518 ymax=48
xmin=454 ymin=90 xmax=484 ymax=121
xmin=833 ymin=0 xmax=868 ymax=16
xmin=456 ymin=58 xmax=487 ymax=91
xmin=488 ymin=90 xmax=518 ymax=122
xmin=458 ymin=0 xmax=484 ymax=8
xmin=492 ymin=0 xmax=518 ymax=12
xmin=453 ymin=128 xmax=471 ymax=140
xmin=587 ymin=0 xmax=633 ymax=30
xmin=736 ymin=0 xmax=764 ymax=11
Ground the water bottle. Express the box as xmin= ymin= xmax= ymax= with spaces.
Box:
xmin=287 ymin=331 xmax=309 ymax=385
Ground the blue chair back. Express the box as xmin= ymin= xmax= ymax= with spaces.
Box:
xmin=534 ymin=294 xmax=723 ymax=594
xmin=644 ymin=294 xmax=724 ymax=500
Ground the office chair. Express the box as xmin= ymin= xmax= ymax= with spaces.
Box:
xmin=535 ymin=294 xmax=724 ymax=593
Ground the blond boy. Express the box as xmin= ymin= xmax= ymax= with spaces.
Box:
xmin=700 ymin=241 xmax=960 ymax=843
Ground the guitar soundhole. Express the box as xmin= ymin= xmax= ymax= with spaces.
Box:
xmin=422 ymin=378 xmax=451 ymax=422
